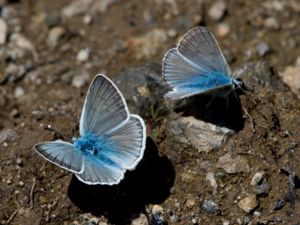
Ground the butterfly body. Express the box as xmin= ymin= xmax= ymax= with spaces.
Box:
xmin=163 ymin=26 xmax=242 ymax=100
xmin=34 ymin=75 xmax=146 ymax=185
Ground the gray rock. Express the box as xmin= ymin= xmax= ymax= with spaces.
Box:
xmin=216 ymin=153 xmax=250 ymax=173
xmin=76 ymin=48 xmax=90 ymax=63
xmin=0 ymin=129 xmax=18 ymax=144
xmin=0 ymin=18 xmax=8 ymax=45
xmin=256 ymin=42 xmax=271 ymax=57
xmin=114 ymin=63 xmax=167 ymax=119
xmin=250 ymin=172 xmax=265 ymax=186
xmin=44 ymin=13 xmax=61 ymax=28
xmin=238 ymin=194 xmax=258 ymax=213
xmin=208 ymin=1 xmax=227 ymax=21
xmin=168 ymin=116 xmax=233 ymax=152
xmin=206 ymin=172 xmax=218 ymax=193
xmin=202 ymin=199 xmax=219 ymax=214
xmin=4 ymin=63 xmax=26 ymax=83
xmin=47 ymin=26 xmax=65 ymax=47
xmin=131 ymin=213 xmax=149 ymax=225
xmin=62 ymin=0 xmax=93 ymax=17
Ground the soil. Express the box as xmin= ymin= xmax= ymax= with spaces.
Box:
xmin=0 ymin=0 xmax=299 ymax=225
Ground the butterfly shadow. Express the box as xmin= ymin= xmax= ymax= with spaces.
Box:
xmin=67 ymin=137 xmax=175 ymax=225
xmin=174 ymin=91 xmax=245 ymax=132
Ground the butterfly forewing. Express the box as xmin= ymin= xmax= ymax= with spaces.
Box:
xmin=34 ymin=141 xmax=83 ymax=173
xmin=80 ymin=74 xmax=130 ymax=137
xmin=177 ymin=26 xmax=230 ymax=75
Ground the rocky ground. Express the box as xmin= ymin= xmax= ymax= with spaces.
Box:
xmin=0 ymin=0 xmax=300 ymax=224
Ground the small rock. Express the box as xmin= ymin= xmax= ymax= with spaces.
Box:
xmin=128 ymin=28 xmax=167 ymax=60
xmin=273 ymin=198 xmax=285 ymax=210
xmin=62 ymin=0 xmax=93 ymax=17
xmin=216 ymin=153 xmax=250 ymax=173
xmin=44 ymin=13 xmax=61 ymax=28
xmin=264 ymin=17 xmax=280 ymax=30
xmin=168 ymin=117 xmax=233 ymax=153
xmin=181 ymin=171 xmax=194 ymax=183
xmin=0 ymin=129 xmax=18 ymax=144
xmin=5 ymin=64 xmax=26 ymax=82
xmin=208 ymin=1 xmax=227 ymax=21
xmin=238 ymin=194 xmax=257 ymax=213
xmin=72 ymin=72 xmax=90 ymax=88
xmin=131 ymin=213 xmax=149 ymax=225
xmin=76 ymin=48 xmax=90 ymax=63
xmin=47 ymin=26 xmax=65 ymax=47
xmin=202 ymin=199 xmax=219 ymax=214
xmin=10 ymin=33 xmax=36 ymax=55
xmin=206 ymin=172 xmax=218 ymax=193
xmin=216 ymin=23 xmax=230 ymax=38
xmin=280 ymin=61 xmax=300 ymax=98
xmin=250 ymin=172 xmax=265 ymax=186
xmin=14 ymin=86 xmax=24 ymax=99
xmin=0 ymin=18 xmax=8 ymax=45
xmin=91 ymin=0 xmax=120 ymax=13
xmin=256 ymin=42 xmax=270 ymax=57
xmin=18 ymin=181 xmax=24 ymax=187
xmin=152 ymin=205 xmax=164 ymax=215
xmin=83 ymin=14 xmax=93 ymax=24
xmin=16 ymin=158 xmax=22 ymax=165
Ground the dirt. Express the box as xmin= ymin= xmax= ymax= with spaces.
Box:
xmin=0 ymin=0 xmax=300 ymax=225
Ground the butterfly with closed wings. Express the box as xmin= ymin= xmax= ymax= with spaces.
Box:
xmin=34 ymin=74 xmax=146 ymax=185
xmin=162 ymin=26 xmax=243 ymax=100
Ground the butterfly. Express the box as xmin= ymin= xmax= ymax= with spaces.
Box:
xmin=34 ymin=74 xmax=146 ymax=185
xmin=162 ymin=26 xmax=242 ymax=100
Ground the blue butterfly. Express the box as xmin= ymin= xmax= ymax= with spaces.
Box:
xmin=34 ymin=75 xmax=146 ymax=185
xmin=162 ymin=26 xmax=242 ymax=100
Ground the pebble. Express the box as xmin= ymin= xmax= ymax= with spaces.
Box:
xmin=10 ymin=33 xmax=35 ymax=55
xmin=14 ymin=86 xmax=25 ymax=99
xmin=168 ymin=117 xmax=233 ymax=153
xmin=216 ymin=23 xmax=230 ymax=38
xmin=18 ymin=181 xmax=25 ymax=187
xmin=186 ymin=197 xmax=196 ymax=208
xmin=202 ymin=199 xmax=219 ymax=214
xmin=0 ymin=129 xmax=18 ymax=144
xmin=62 ymin=0 xmax=93 ymax=17
xmin=16 ymin=158 xmax=22 ymax=165
xmin=128 ymin=28 xmax=167 ymax=60
xmin=131 ymin=213 xmax=149 ymax=225
xmin=208 ymin=1 xmax=227 ymax=21
xmin=76 ymin=48 xmax=90 ymax=62
xmin=152 ymin=205 xmax=164 ymax=215
xmin=72 ymin=72 xmax=90 ymax=88
xmin=280 ymin=60 xmax=300 ymax=98
xmin=47 ymin=26 xmax=65 ymax=47
xmin=206 ymin=172 xmax=218 ymax=193
xmin=250 ymin=172 xmax=265 ymax=186
xmin=264 ymin=17 xmax=280 ymax=30
xmin=0 ymin=18 xmax=8 ymax=45
xmin=273 ymin=198 xmax=285 ymax=210
xmin=238 ymin=194 xmax=257 ymax=213
xmin=181 ymin=171 xmax=194 ymax=183
xmin=83 ymin=14 xmax=93 ymax=24
xmin=216 ymin=153 xmax=250 ymax=173
xmin=44 ymin=13 xmax=61 ymax=28
xmin=256 ymin=42 xmax=270 ymax=57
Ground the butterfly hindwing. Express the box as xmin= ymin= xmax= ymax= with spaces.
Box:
xmin=34 ymin=141 xmax=83 ymax=173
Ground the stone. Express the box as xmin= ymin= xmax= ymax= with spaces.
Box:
xmin=0 ymin=18 xmax=8 ymax=45
xmin=208 ymin=1 xmax=227 ymax=21
xmin=216 ymin=23 xmax=230 ymax=38
xmin=152 ymin=205 xmax=164 ymax=215
xmin=128 ymin=28 xmax=167 ymax=60
xmin=114 ymin=63 xmax=167 ymax=119
xmin=72 ymin=72 xmax=90 ymax=88
xmin=250 ymin=172 xmax=265 ymax=186
xmin=256 ymin=42 xmax=270 ymax=57
xmin=14 ymin=86 xmax=24 ymax=99
xmin=264 ymin=17 xmax=280 ymax=30
xmin=47 ymin=27 xmax=65 ymax=47
xmin=238 ymin=194 xmax=257 ymax=213
xmin=206 ymin=172 xmax=218 ymax=193
xmin=131 ymin=213 xmax=149 ymax=225
xmin=76 ymin=48 xmax=90 ymax=62
xmin=168 ymin=117 xmax=233 ymax=152
xmin=216 ymin=153 xmax=250 ymax=173
xmin=202 ymin=200 xmax=219 ymax=214
xmin=280 ymin=60 xmax=300 ymax=98
xmin=0 ymin=129 xmax=18 ymax=144
xmin=62 ymin=0 xmax=93 ymax=17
